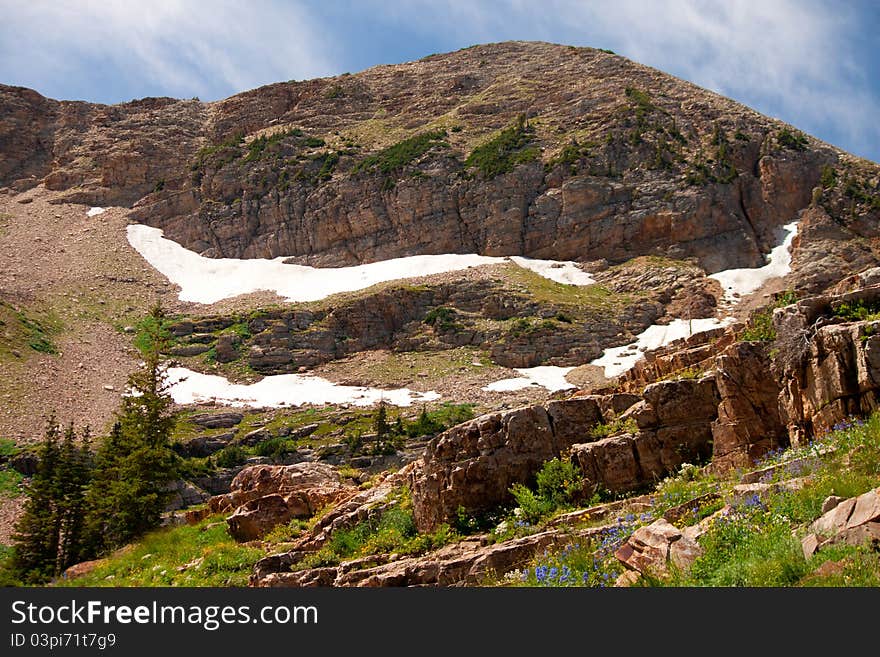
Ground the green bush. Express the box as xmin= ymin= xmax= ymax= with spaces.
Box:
xmin=353 ymin=130 xmax=448 ymax=182
xmin=215 ymin=445 xmax=247 ymax=468
xmin=509 ymin=457 xmax=585 ymax=523
xmin=833 ymin=299 xmax=880 ymax=322
xmin=777 ymin=128 xmax=808 ymax=151
xmin=465 ymin=115 xmax=538 ymax=178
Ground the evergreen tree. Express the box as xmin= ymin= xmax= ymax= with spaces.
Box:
xmin=11 ymin=415 xmax=62 ymax=583
xmin=10 ymin=416 xmax=93 ymax=583
xmin=84 ymin=304 xmax=179 ymax=553
xmin=57 ymin=423 xmax=92 ymax=571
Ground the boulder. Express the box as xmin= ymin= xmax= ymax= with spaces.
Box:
xmin=209 ymin=462 xmax=351 ymax=514
xmin=227 ymin=494 xmax=292 ymax=541
xmin=190 ymin=412 xmax=244 ymax=429
xmin=801 ymin=487 xmax=880 ymax=558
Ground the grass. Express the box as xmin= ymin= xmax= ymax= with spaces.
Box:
xmin=352 ymin=130 xmax=448 ymax=186
xmin=295 ymin=489 xmax=458 ymax=569
xmin=0 ymin=468 xmax=23 ymax=498
xmin=589 ymin=416 xmax=638 ymax=440
xmin=739 ymin=290 xmax=798 ymax=342
xmin=0 ymin=300 xmax=60 ymax=360
xmin=499 ymin=263 xmax=624 ymax=312
xmin=55 ymin=514 xmax=264 ymax=587
xmin=464 ymin=116 xmax=539 ymax=178
xmin=832 ymin=299 xmax=880 ymax=323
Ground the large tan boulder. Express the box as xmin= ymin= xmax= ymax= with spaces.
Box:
xmin=209 ymin=462 xmax=350 ymax=513
xmin=801 ymin=487 xmax=880 ymax=558
xmin=210 ymin=463 xmax=355 ymax=542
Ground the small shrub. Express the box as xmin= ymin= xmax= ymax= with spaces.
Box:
xmin=215 ymin=445 xmax=247 ymax=468
xmin=353 ymin=130 xmax=448 ymax=186
xmin=777 ymin=128 xmax=808 ymax=151
xmin=589 ymin=416 xmax=638 ymax=440
xmin=424 ymin=306 xmax=459 ymax=331
xmin=833 ymin=299 xmax=880 ymax=322
xmin=465 ymin=115 xmax=538 ymax=178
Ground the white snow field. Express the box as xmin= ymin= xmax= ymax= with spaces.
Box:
xmin=482 ymin=365 xmax=576 ymax=393
xmin=709 ymin=221 xmax=798 ymax=302
xmin=590 ymin=317 xmax=736 ymax=379
xmin=165 ymin=366 xmax=440 ymax=408
xmin=127 ymin=224 xmax=595 ymax=304
xmin=86 ymin=207 xmax=105 ymax=217
xmin=508 ymin=256 xmax=595 ymax=285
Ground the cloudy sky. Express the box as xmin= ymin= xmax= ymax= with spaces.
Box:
xmin=2 ymin=0 xmax=878 ymax=162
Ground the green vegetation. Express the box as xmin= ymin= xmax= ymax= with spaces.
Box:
xmin=3 ymin=304 xmax=182 ymax=584
xmin=0 ymin=468 xmax=23 ymax=498
xmin=353 ymin=130 xmax=448 ymax=186
xmin=297 ymin=489 xmax=457 ymax=569
xmin=424 ymin=306 xmax=461 ymax=332
xmin=546 ymin=139 xmax=594 ymax=174
xmin=84 ymin=304 xmax=180 ymax=555
xmin=820 ymin=164 xmax=837 ymax=190
xmin=9 ymin=418 xmax=92 ymax=583
xmin=506 ymin=409 xmax=880 ymax=588
xmin=0 ymin=300 xmax=59 ymax=358
xmin=509 ymin=458 xmax=586 ymax=524
xmin=505 ymin=317 xmax=557 ymax=338
xmin=55 ymin=515 xmax=264 ymax=586
xmin=464 ymin=114 xmax=539 ymax=178
xmin=589 ymin=416 xmax=638 ymax=440
xmin=832 ymin=299 xmax=880 ymax=322
xmin=500 ymin=263 xmax=623 ymax=313
xmin=625 ymin=87 xmax=654 ymax=117
xmin=777 ymin=128 xmax=809 ymax=151
xmin=242 ymin=127 xmax=305 ymax=163
xmin=739 ymin=290 xmax=798 ymax=342
xmin=403 ymin=403 xmax=475 ymax=438
xmin=842 ymin=175 xmax=880 ymax=210
xmin=192 ymin=133 xmax=244 ymax=169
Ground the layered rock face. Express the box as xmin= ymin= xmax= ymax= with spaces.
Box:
xmin=5 ymin=43 xmax=877 ymax=291
xmin=775 ymin=286 xmax=880 ymax=443
xmin=411 ymin=376 xmax=731 ymax=531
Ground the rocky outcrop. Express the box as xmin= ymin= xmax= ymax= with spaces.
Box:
xmin=571 ymin=377 xmax=720 ymax=495
xmin=410 ymin=396 xmax=616 ymax=531
xmin=614 ymin=517 xmax=706 ymax=580
xmin=207 ymin=463 xmax=355 ymax=541
xmin=801 ymin=487 xmax=880 ymax=558
xmin=252 ymin=523 xmax=611 ymax=588
xmin=6 ymin=43 xmax=869 ymax=289
xmin=411 ymin=377 xmax=724 ymax=531
xmin=775 ymin=286 xmax=880 ymax=443
xmin=710 ymin=341 xmax=787 ymax=470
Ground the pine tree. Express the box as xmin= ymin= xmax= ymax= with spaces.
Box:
xmin=84 ymin=304 xmax=179 ymax=553
xmin=11 ymin=415 xmax=62 ymax=583
xmin=10 ymin=416 xmax=93 ymax=583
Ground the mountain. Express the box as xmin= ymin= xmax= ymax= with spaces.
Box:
xmin=1 ymin=41 xmax=879 ymax=588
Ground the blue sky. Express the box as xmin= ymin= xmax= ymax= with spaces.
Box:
xmin=2 ymin=0 xmax=878 ymax=163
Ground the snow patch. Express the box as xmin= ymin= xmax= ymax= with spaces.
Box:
xmin=508 ymin=256 xmax=595 ymax=285
xmin=590 ymin=317 xmax=735 ymax=379
xmin=165 ymin=366 xmax=440 ymax=408
xmin=87 ymin=207 xmax=105 ymax=217
xmin=483 ymin=365 xmax=575 ymax=393
xmin=126 ymin=224 xmax=596 ymax=304
xmin=709 ymin=222 xmax=798 ymax=302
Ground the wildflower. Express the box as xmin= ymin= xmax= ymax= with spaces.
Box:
xmin=548 ymin=567 xmax=559 ymax=580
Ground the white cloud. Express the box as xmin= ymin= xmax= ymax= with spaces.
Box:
xmin=0 ymin=0 xmax=339 ymax=100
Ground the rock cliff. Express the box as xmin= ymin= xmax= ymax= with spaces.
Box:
xmin=4 ymin=42 xmax=878 ymax=293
